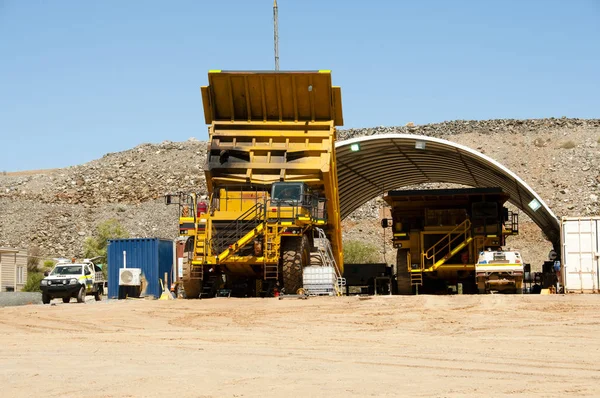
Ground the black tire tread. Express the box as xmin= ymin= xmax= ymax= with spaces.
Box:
xmin=396 ymin=249 xmax=412 ymax=295
xmin=182 ymin=261 xmax=202 ymax=299
xmin=281 ymin=235 xmax=309 ymax=294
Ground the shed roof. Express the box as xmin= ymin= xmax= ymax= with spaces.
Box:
xmin=336 ymin=134 xmax=560 ymax=249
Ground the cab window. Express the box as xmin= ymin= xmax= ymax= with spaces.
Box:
xmin=271 ymin=183 xmax=303 ymax=202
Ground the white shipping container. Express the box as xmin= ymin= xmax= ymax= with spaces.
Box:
xmin=561 ymin=217 xmax=600 ymax=293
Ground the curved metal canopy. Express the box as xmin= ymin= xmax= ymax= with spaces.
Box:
xmin=335 ymin=134 xmax=560 ymax=249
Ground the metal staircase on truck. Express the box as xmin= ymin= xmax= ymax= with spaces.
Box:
xmin=302 ymin=228 xmax=345 ymax=296
xmin=420 ymin=219 xmax=473 ymax=272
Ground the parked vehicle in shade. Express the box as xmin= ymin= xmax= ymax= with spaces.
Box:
xmin=475 ymin=250 xmax=524 ymax=294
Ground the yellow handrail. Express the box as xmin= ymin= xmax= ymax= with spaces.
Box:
xmin=424 ymin=219 xmax=472 ymax=265
xmin=217 ymin=223 xmax=266 ymax=263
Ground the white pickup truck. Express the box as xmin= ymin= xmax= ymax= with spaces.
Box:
xmin=40 ymin=260 xmax=105 ymax=304
xmin=475 ymin=250 xmax=524 ymax=294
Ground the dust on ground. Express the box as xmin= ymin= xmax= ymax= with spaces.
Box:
xmin=1 ymin=295 xmax=599 ymax=398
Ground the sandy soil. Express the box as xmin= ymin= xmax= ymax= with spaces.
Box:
xmin=1 ymin=295 xmax=600 ymax=398
xmin=4 ymin=168 xmax=58 ymax=176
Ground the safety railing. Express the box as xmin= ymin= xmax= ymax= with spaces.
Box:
xmin=423 ymin=219 xmax=472 ymax=270
xmin=266 ymin=195 xmax=326 ymax=223
xmin=314 ymin=227 xmax=345 ymax=296
xmin=210 ymin=202 xmax=265 ymax=255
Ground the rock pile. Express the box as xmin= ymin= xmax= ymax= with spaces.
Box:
xmin=1 ymin=139 xmax=209 ymax=205
xmin=1 ymin=118 xmax=599 ymax=266
xmin=338 ymin=118 xmax=600 ymax=140
xmin=341 ymin=118 xmax=600 ymax=218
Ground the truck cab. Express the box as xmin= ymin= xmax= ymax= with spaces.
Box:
xmin=40 ymin=260 xmax=105 ymax=304
xmin=269 ymin=182 xmax=327 ymax=223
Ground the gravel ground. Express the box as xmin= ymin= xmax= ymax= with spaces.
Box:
xmin=0 ymin=292 xmax=42 ymax=307
xmin=0 ymin=292 xmax=112 ymax=307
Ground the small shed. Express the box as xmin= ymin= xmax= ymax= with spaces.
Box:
xmin=0 ymin=247 xmax=28 ymax=292
xmin=107 ymin=238 xmax=174 ymax=299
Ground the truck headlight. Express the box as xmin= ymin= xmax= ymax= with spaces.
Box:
xmin=70 ymin=279 xmax=78 ymax=285
xmin=40 ymin=280 xmax=48 ymax=286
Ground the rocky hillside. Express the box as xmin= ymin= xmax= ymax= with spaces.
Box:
xmin=1 ymin=118 xmax=599 ymax=268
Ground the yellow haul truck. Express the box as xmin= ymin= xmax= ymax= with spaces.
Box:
xmin=382 ymin=187 xmax=520 ymax=294
xmin=167 ymin=71 xmax=345 ymax=298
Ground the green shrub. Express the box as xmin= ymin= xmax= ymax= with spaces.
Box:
xmin=343 ymin=240 xmax=379 ymax=264
xmin=22 ymin=272 xmax=45 ymax=293
xmin=560 ymin=140 xmax=576 ymax=149
xmin=27 ymin=246 xmax=41 ymax=273
xmin=83 ymin=219 xmax=129 ymax=259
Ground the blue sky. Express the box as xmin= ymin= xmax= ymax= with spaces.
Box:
xmin=1 ymin=0 xmax=599 ymax=171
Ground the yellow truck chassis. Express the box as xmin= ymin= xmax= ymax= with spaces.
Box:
xmin=168 ymin=71 xmax=344 ymax=298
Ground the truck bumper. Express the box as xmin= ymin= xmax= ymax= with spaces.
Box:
xmin=485 ymin=279 xmax=516 ymax=286
xmin=40 ymin=284 xmax=82 ymax=298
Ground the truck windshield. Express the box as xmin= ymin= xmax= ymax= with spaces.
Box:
xmin=51 ymin=265 xmax=82 ymax=275
xmin=272 ymin=184 xmax=302 ymax=202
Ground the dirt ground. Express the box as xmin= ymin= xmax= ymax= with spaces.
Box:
xmin=1 ymin=295 xmax=600 ymax=398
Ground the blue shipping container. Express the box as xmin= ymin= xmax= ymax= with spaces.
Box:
xmin=107 ymin=238 xmax=174 ymax=299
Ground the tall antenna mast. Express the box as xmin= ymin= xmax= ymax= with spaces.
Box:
xmin=273 ymin=0 xmax=279 ymax=70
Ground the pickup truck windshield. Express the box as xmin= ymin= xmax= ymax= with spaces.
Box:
xmin=51 ymin=265 xmax=82 ymax=275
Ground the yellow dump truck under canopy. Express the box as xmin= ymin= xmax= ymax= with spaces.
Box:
xmin=202 ymin=70 xmax=343 ymax=126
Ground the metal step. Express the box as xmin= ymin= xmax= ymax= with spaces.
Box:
xmin=195 ymin=239 xmax=205 ymax=255
xmin=200 ymin=276 xmax=218 ymax=298
xmin=310 ymin=252 xmax=323 ymax=266
xmin=188 ymin=263 xmax=204 ymax=280
xmin=410 ymin=272 xmax=423 ymax=286
xmin=264 ymin=264 xmax=278 ymax=280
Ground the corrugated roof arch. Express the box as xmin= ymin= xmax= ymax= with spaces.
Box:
xmin=336 ymin=134 xmax=560 ymax=249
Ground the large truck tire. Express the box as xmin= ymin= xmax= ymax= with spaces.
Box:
xmin=281 ymin=235 xmax=309 ymax=294
xmin=42 ymin=293 xmax=51 ymax=304
xmin=182 ymin=268 xmax=202 ymax=299
xmin=396 ymin=249 xmax=412 ymax=295
xmin=182 ymin=280 xmax=202 ymax=299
